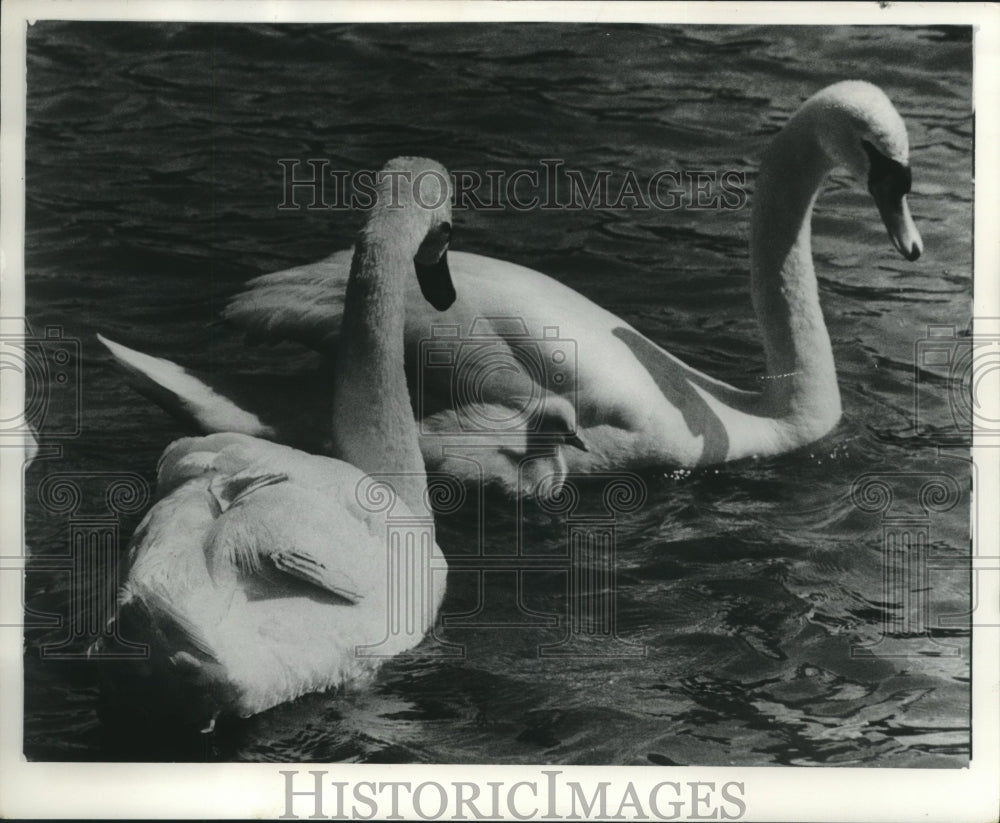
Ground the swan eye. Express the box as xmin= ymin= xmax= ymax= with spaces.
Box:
xmin=862 ymin=139 xmax=911 ymax=199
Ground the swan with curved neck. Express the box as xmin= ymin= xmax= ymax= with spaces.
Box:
xmin=744 ymin=81 xmax=920 ymax=449
xmin=100 ymin=81 xmax=922 ymax=472
xmin=98 ymin=158 xmax=455 ymax=726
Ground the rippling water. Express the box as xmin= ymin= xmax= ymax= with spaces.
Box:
xmin=22 ymin=22 xmax=972 ymax=765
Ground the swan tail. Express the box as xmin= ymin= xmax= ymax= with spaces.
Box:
xmin=220 ymin=253 xmax=349 ymax=353
xmin=97 ymin=334 xmax=277 ymax=440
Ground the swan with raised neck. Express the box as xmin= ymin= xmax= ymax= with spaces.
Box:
xmin=102 ymin=81 xmax=924 ymax=471
xmin=96 ymin=157 xmax=456 ymax=725
xmin=332 ymin=156 xmax=455 ymax=513
xmin=747 ymin=80 xmax=922 ymax=450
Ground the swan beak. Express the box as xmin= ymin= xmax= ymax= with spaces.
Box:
xmin=565 ymin=432 xmax=589 ymax=453
xmin=872 ymin=184 xmax=923 ymax=262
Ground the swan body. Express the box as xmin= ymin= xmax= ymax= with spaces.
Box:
xmin=114 ymin=432 xmax=444 ymax=718
xmin=103 ymin=81 xmax=923 ymax=473
xmin=99 ymin=158 xmax=455 ymax=723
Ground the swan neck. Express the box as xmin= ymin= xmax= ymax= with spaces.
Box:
xmin=333 ymin=221 xmax=428 ymax=516
xmin=750 ymin=118 xmax=841 ymax=431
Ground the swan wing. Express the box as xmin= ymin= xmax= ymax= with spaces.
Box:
xmin=269 ymin=548 xmax=365 ymax=604
xmin=210 ymin=472 xmax=382 ymax=603
xmin=99 ymin=336 xmax=331 ymax=451
xmin=164 ymin=439 xmax=385 ymax=603
xmin=221 ymin=251 xmax=351 ymax=353
xmin=119 ymin=437 xmax=383 ymax=670
xmin=99 ymin=334 xmax=278 ymax=439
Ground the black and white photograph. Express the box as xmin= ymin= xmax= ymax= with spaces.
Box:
xmin=1 ymin=1 xmax=997 ymax=820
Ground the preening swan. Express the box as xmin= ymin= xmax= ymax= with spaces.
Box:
xmin=421 ymin=392 xmax=586 ymax=499
xmin=102 ymin=81 xmax=922 ymax=473
xmin=97 ymin=158 xmax=455 ymax=725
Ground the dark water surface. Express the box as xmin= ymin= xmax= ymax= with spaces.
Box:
xmin=23 ymin=22 xmax=973 ymax=765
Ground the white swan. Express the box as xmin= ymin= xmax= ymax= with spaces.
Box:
xmin=102 ymin=81 xmax=922 ymax=473
xmin=97 ymin=158 xmax=455 ymax=726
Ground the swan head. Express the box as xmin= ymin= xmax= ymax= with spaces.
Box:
xmin=806 ymin=81 xmax=923 ymax=261
xmin=494 ymin=393 xmax=588 ymax=500
xmin=369 ymin=156 xmax=456 ymax=310
xmin=531 ymin=393 xmax=588 ymax=454
xmin=424 ymin=394 xmax=587 ymax=501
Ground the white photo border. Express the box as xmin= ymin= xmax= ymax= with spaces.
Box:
xmin=1 ymin=1 xmax=997 ymax=821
